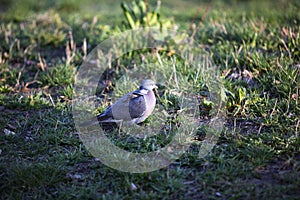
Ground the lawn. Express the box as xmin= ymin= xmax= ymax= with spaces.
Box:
xmin=0 ymin=0 xmax=299 ymax=199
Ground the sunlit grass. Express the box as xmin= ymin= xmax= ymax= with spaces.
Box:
xmin=0 ymin=0 xmax=299 ymax=199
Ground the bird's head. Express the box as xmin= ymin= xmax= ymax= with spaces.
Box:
xmin=140 ymin=79 xmax=158 ymax=90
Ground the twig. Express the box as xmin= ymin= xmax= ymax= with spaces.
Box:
xmin=296 ymin=119 xmax=299 ymax=138
xmin=258 ymin=123 xmax=264 ymax=134
xmin=38 ymin=53 xmax=47 ymax=71
xmin=171 ymin=56 xmax=179 ymax=89
xmin=48 ymin=94 xmax=55 ymax=107
xmin=270 ymin=98 xmax=278 ymax=118
xmin=233 ymin=117 xmax=236 ymax=134
xmin=190 ymin=0 xmax=214 ymax=39
xmin=188 ymin=4 xmax=203 ymax=31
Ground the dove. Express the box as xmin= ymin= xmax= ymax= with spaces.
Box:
xmin=98 ymin=79 xmax=157 ymax=124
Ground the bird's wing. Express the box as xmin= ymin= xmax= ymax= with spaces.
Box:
xmin=97 ymin=106 xmax=113 ymax=121
xmin=98 ymin=89 xmax=148 ymax=121
xmin=129 ymin=91 xmax=146 ymax=119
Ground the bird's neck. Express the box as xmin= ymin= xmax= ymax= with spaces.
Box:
xmin=139 ymin=88 xmax=149 ymax=94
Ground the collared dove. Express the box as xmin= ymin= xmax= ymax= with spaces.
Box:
xmin=98 ymin=79 xmax=157 ymax=124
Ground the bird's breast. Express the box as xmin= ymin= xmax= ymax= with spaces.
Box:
xmin=144 ymin=90 xmax=156 ymax=113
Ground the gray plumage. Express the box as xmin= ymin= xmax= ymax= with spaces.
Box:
xmin=98 ymin=79 xmax=157 ymax=124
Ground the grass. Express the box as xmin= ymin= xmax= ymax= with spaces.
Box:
xmin=0 ymin=0 xmax=300 ymax=199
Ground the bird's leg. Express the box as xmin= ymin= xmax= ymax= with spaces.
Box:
xmin=117 ymin=120 xmax=124 ymax=137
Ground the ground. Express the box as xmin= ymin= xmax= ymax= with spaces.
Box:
xmin=0 ymin=0 xmax=299 ymax=199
